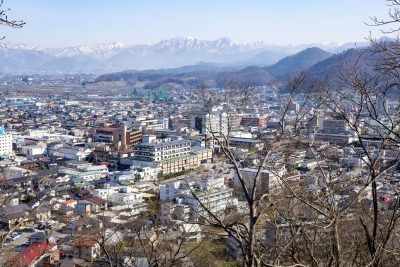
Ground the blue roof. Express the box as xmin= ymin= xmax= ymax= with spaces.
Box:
xmin=89 ymin=178 xmax=110 ymax=185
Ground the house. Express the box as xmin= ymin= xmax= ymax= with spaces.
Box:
xmin=29 ymin=231 xmax=54 ymax=244
xmin=69 ymin=236 xmax=101 ymax=262
xmin=160 ymin=203 xmax=191 ymax=224
xmin=59 ymin=258 xmax=91 ymax=267
xmin=60 ymin=205 xmax=75 ymax=216
xmin=178 ymin=223 xmax=202 ymax=243
xmin=63 ymin=199 xmax=78 ymax=207
xmin=85 ymin=196 xmax=108 ymax=213
xmin=75 ymin=200 xmax=92 ymax=215
xmin=63 ymin=218 xmax=103 ymax=234
xmin=0 ymin=204 xmax=31 ymax=230
xmin=8 ymin=242 xmax=59 ymax=267
xmin=19 ymin=160 xmax=40 ymax=171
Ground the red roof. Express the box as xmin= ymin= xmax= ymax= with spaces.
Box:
xmin=69 ymin=236 xmax=100 ymax=247
xmin=14 ymin=242 xmax=57 ymax=266
xmin=86 ymin=196 xmax=106 ymax=206
xmin=96 ymin=124 xmax=120 ymax=132
xmin=63 ymin=199 xmax=77 ymax=205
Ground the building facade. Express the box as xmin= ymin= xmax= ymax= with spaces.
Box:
xmin=0 ymin=126 xmax=13 ymax=156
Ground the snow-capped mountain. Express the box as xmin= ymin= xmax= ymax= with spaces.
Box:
xmin=0 ymin=37 xmax=368 ymax=74
xmin=0 ymin=42 xmax=41 ymax=51
xmin=55 ymin=42 xmax=126 ymax=58
xmin=154 ymin=37 xmax=235 ymax=51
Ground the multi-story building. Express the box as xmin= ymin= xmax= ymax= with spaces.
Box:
xmin=132 ymin=135 xmax=191 ymax=162
xmin=93 ymin=124 xmax=142 ymax=150
xmin=314 ymin=116 xmax=356 ymax=145
xmin=239 ymin=114 xmax=267 ymax=127
xmin=160 ymin=176 xmax=236 ymax=222
xmin=91 ymin=185 xmax=147 ymax=215
xmin=123 ymin=135 xmax=212 ymax=174
xmin=127 ymin=127 xmax=142 ymax=146
xmin=4 ymin=166 xmax=35 ymax=180
xmin=320 ymin=118 xmax=349 ymax=133
xmin=20 ymin=143 xmax=47 ymax=159
xmin=131 ymin=117 xmax=164 ymax=132
xmin=190 ymin=111 xmax=230 ymax=136
xmin=0 ymin=126 xmax=13 ymax=157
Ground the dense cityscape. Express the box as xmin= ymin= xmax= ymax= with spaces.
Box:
xmin=1 ymin=1 xmax=400 ymax=267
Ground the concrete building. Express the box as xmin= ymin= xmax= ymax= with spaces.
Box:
xmin=20 ymin=143 xmax=47 ymax=159
xmin=0 ymin=126 xmax=13 ymax=157
xmin=59 ymin=164 xmax=109 ymax=182
xmin=160 ymin=176 xmax=236 ymax=222
xmin=233 ymin=167 xmax=287 ymax=199
xmin=239 ymin=114 xmax=267 ymax=127
xmin=314 ymin=116 xmax=357 ymax=145
xmin=94 ymin=124 xmax=142 ymax=150
xmin=4 ymin=166 xmax=34 ymax=180
xmin=50 ymin=145 xmax=92 ymax=161
xmin=91 ymin=185 xmax=147 ymax=215
xmin=126 ymin=135 xmax=211 ymax=174
xmin=133 ymin=135 xmax=191 ymax=162
xmin=116 ymin=166 xmax=161 ymax=182
xmin=69 ymin=236 xmax=101 ymax=262
xmin=190 ymin=111 xmax=229 ymax=136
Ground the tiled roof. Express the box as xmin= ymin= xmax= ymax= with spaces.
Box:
xmin=14 ymin=242 xmax=57 ymax=266
xmin=69 ymin=236 xmax=99 ymax=247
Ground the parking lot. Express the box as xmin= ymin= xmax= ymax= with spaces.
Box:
xmin=4 ymin=231 xmax=33 ymax=251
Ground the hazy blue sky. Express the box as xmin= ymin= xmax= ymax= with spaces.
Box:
xmin=0 ymin=0 xmax=391 ymax=47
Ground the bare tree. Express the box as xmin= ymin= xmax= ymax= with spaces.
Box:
xmin=0 ymin=0 xmax=25 ymax=39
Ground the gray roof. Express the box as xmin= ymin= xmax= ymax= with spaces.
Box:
xmin=135 ymin=139 xmax=190 ymax=148
xmin=2 ymin=204 xmax=30 ymax=214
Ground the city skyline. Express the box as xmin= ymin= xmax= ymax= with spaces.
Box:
xmin=0 ymin=0 xmax=390 ymax=47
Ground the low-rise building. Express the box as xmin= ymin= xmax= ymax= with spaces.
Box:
xmin=92 ymin=186 xmax=147 ymax=215
xmin=59 ymin=164 xmax=109 ymax=182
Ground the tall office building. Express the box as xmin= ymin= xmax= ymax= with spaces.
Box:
xmin=191 ymin=111 xmax=230 ymax=136
xmin=0 ymin=126 xmax=13 ymax=156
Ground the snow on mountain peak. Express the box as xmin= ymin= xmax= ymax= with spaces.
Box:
xmin=55 ymin=42 xmax=126 ymax=58
xmin=0 ymin=42 xmax=41 ymax=51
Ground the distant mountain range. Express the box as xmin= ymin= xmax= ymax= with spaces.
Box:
xmin=0 ymin=37 xmax=369 ymax=74
xmin=265 ymin=47 xmax=332 ymax=80
xmin=95 ymin=46 xmax=370 ymax=88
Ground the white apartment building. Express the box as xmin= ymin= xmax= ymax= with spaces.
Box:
xmin=190 ymin=111 xmax=230 ymax=136
xmin=116 ymin=165 xmax=161 ymax=183
xmin=160 ymin=176 xmax=236 ymax=222
xmin=92 ymin=186 xmax=147 ymax=215
xmin=4 ymin=166 xmax=35 ymax=180
xmin=132 ymin=135 xmax=191 ymax=162
xmin=122 ymin=135 xmax=211 ymax=175
xmin=20 ymin=143 xmax=47 ymax=159
xmin=0 ymin=127 xmax=13 ymax=156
